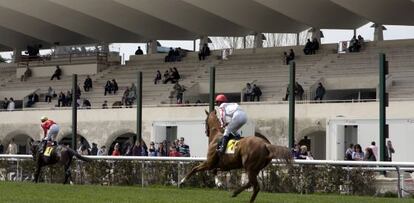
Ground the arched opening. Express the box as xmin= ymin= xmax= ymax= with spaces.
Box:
xmin=58 ymin=134 xmax=90 ymax=150
xmin=108 ymin=133 xmax=136 ymax=156
xmin=5 ymin=134 xmax=33 ymax=154
xmin=301 ymin=131 xmax=326 ymax=160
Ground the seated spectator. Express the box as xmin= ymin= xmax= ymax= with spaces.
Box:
xmin=104 ymin=80 xmax=112 ymax=95
xmin=165 ymin=48 xmax=175 ymax=62
xmin=7 ymin=97 xmax=15 ymax=111
xmin=173 ymin=82 xmax=185 ymax=104
xmin=50 ymin=65 xmax=62 ymax=80
xmin=102 ymin=100 xmax=108 ymax=109
xmin=126 ymin=83 xmax=137 ymax=107
xmin=364 ymin=147 xmax=376 ymax=161
xmin=154 ymin=70 xmax=162 ymax=84
xmin=148 ymin=142 xmax=157 ymax=156
xmin=295 ymin=82 xmax=304 ymax=100
xmin=112 ymin=143 xmax=121 ymax=156
xmin=97 ymin=146 xmax=107 ymax=156
xmin=357 ymin=35 xmax=364 ymax=51
xmin=303 ymin=39 xmax=312 ymax=55
xmin=311 ymin=38 xmax=319 ymax=54
xmin=26 ymin=93 xmax=38 ymax=107
xmin=83 ymin=75 xmax=93 ymax=92
xmin=243 ymin=83 xmax=253 ymax=102
xmin=314 ymin=82 xmax=326 ymax=101
xmin=251 ymin=84 xmax=262 ymax=102
xmin=45 ymin=86 xmax=53 ymax=103
xmin=21 ymin=65 xmax=32 ymax=81
xmin=163 ymin=70 xmax=173 ymax=84
xmin=178 ymin=137 xmax=190 ymax=157
xmin=58 ymin=92 xmax=66 ymax=107
xmin=198 ymin=43 xmax=210 ymax=61
xmin=112 ymin=79 xmax=119 ymax=94
xmin=348 ymin=35 xmax=358 ymax=52
xmin=82 ymin=99 xmax=91 ymax=109
xmin=135 ymin=46 xmax=143 ymax=55
xmin=2 ymin=97 xmax=9 ymax=110
xmin=171 ymin=67 xmax=181 ymax=83
xmin=352 ymin=144 xmax=364 ymax=161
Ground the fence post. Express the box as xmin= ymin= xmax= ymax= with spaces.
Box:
xmin=141 ymin=161 xmax=144 ymax=188
xmin=396 ymin=166 xmax=402 ymax=198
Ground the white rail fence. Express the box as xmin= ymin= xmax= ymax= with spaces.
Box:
xmin=1 ymin=155 xmax=414 ymax=198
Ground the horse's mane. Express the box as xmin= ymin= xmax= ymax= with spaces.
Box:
xmin=254 ymin=132 xmax=271 ymax=144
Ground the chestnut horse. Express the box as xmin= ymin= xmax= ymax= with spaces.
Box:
xmin=180 ymin=110 xmax=292 ymax=203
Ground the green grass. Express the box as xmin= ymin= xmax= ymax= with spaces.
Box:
xmin=0 ymin=182 xmax=412 ymax=203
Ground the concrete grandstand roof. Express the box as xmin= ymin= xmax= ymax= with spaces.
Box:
xmin=0 ymin=0 xmax=412 ymax=50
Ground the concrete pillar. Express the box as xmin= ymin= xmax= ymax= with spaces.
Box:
xmin=296 ymin=33 xmax=300 ymax=45
xmin=193 ymin=40 xmax=196 ymax=51
xmin=147 ymin=40 xmax=158 ymax=54
xmin=199 ymin=36 xmax=209 ymax=51
xmin=371 ymin=23 xmax=386 ymax=41
xmin=353 ymin=29 xmax=357 ymax=37
xmin=12 ymin=49 xmax=22 ymax=63
xmin=309 ymin=28 xmax=322 ymax=43
xmin=243 ymin=36 xmax=247 ymax=49
xmin=253 ymin=33 xmax=263 ymax=48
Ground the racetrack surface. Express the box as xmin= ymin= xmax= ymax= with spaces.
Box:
xmin=0 ymin=182 xmax=412 ymax=203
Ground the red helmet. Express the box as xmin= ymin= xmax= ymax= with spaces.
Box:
xmin=215 ymin=94 xmax=228 ymax=102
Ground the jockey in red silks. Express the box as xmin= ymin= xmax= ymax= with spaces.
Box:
xmin=215 ymin=94 xmax=247 ymax=155
xmin=39 ymin=116 xmax=60 ymax=153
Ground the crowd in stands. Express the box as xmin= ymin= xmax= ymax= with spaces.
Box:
xmin=243 ymin=83 xmax=262 ymax=102
xmin=303 ymin=38 xmax=319 ymax=55
xmin=345 ymin=141 xmax=395 ymax=162
xmin=165 ymin=47 xmax=187 ymax=62
xmin=348 ymin=35 xmax=364 ymax=53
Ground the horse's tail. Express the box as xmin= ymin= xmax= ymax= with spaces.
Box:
xmin=69 ymin=148 xmax=92 ymax=162
xmin=265 ymin=144 xmax=293 ymax=164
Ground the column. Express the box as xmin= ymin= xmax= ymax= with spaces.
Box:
xmin=371 ymin=23 xmax=386 ymax=41
xmin=253 ymin=33 xmax=263 ymax=48
xmin=12 ymin=48 xmax=22 ymax=63
xmin=147 ymin=40 xmax=158 ymax=54
xmin=309 ymin=28 xmax=322 ymax=43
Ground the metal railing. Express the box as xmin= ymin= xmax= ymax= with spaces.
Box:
xmin=0 ymin=154 xmax=413 ymax=197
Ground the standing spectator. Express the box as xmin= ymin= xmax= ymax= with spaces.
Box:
xmin=291 ymin=144 xmax=300 ymax=159
xmin=148 ymin=142 xmax=157 ymax=156
xmin=154 ymin=70 xmax=162 ymax=84
xmin=171 ymin=67 xmax=181 ymax=83
xmin=243 ymin=83 xmax=253 ymax=102
xmin=45 ymin=86 xmax=53 ymax=103
xmin=173 ymin=82 xmax=185 ymax=104
xmin=112 ymin=79 xmax=119 ymax=94
xmin=7 ymin=98 xmax=15 ymax=111
xmin=385 ymin=140 xmax=395 ymax=161
xmin=252 ymin=84 xmax=262 ymax=102
xmin=352 ymin=144 xmax=364 ymax=161
xmin=303 ymin=39 xmax=312 ymax=55
xmin=78 ymin=144 xmax=89 ymax=155
xmin=90 ymin=143 xmax=98 ymax=155
xmin=178 ymin=137 xmax=190 ymax=157
xmin=76 ymin=84 xmax=82 ymax=99
xmin=165 ymin=48 xmax=175 ymax=62
xmin=357 ymin=35 xmax=364 ymax=51
xmin=0 ymin=141 xmax=4 ymax=154
xmin=314 ymin=82 xmax=326 ymax=101
xmin=7 ymin=139 xmax=17 ymax=154
xmin=135 ymin=46 xmax=143 ymax=55
xmin=311 ymin=38 xmax=319 ymax=54
xmin=83 ymin=75 xmax=93 ymax=92
xmin=82 ymin=99 xmax=91 ymax=109
xmin=102 ymin=100 xmax=108 ymax=109
xmin=297 ymin=145 xmax=312 ymax=160
xmin=50 ymin=65 xmax=62 ymax=80
xmin=112 ymin=143 xmax=121 ymax=156
xmin=369 ymin=141 xmax=378 ymax=161
xmin=169 ymin=145 xmax=181 ymax=157
xmin=97 ymin=146 xmax=107 ymax=156
xmin=198 ymin=43 xmax=210 ymax=60
xmin=2 ymin=97 xmax=9 ymax=110
xmin=364 ymin=148 xmax=376 ymax=161
xmin=285 ymin=49 xmax=295 ymax=65
xmin=104 ymin=80 xmax=112 ymax=96
xmin=295 ymin=82 xmax=304 ymax=100
xmin=122 ymin=87 xmax=130 ymax=106
xmin=57 ymin=92 xmax=66 ymax=107
xmin=345 ymin=144 xmax=354 ymax=160
xmin=157 ymin=141 xmax=168 ymax=157
xmin=65 ymin=91 xmax=72 ymax=106
xmin=21 ymin=65 xmax=32 ymax=81
xmin=132 ymin=140 xmax=148 ymax=156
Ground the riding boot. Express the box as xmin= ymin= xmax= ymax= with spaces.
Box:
xmin=218 ymin=136 xmax=230 ymax=155
xmin=39 ymin=140 xmax=47 ymax=154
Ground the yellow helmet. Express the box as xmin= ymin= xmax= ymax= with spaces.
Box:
xmin=40 ymin=116 xmax=48 ymax=122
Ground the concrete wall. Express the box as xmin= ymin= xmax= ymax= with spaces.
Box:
xmin=0 ymin=101 xmax=413 ymax=157
xmin=16 ymin=64 xmax=102 ymax=78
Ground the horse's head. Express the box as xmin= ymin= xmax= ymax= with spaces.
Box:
xmin=204 ymin=110 xmax=223 ymax=143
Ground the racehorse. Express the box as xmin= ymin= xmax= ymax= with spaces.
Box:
xmin=180 ymin=110 xmax=292 ymax=203
xmin=30 ymin=141 xmax=91 ymax=184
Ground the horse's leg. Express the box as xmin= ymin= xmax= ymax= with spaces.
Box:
xmin=33 ymin=164 xmax=41 ymax=183
xmin=179 ymin=161 xmax=212 ymax=185
xmin=231 ymin=170 xmax=259 ymax=200
xmin=249 ymin=171 xmax=260 ymax=203
xmin=63 ymin=159 xmax=72 ymax=184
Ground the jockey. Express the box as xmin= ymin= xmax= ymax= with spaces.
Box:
xmin=39 ymin=116 xmax=60 ymax=153
xmin=215 ymin=94 xmax=247 ymax=154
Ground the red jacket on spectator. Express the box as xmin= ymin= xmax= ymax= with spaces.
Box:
xmin=169 ymin=150 xmax=180 ymax=157
xmin=112 ymin=149 xmax=121 ymax=156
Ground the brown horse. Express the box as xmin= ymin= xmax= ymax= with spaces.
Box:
xmin=180 ymin=110 xmax=292 ymax=203
xmin=30 ymin=141 xmax=91 ymax=184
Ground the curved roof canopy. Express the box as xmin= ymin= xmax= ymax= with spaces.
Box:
xmin=0 ymin=0 xmax=412 ymax=50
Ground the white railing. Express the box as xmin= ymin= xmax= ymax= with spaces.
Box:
xmin=1 ymin=154 xmax=413 ymax=197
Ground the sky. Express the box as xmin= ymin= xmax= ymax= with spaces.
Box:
xmin=1 ymin=23 xmax=414 ymax=62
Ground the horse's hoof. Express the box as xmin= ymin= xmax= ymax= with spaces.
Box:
xmin=70 ymin=181 xmax=74 ymax=185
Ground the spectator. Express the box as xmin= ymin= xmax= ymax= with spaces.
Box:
xmin=165 ymin=48 xmax=175 ymax=62
xmin=348 ymin=35 xmax=359 ymax=53
xmin=97 ymin=146 xmax=107 ymax=156
xmin=7 ymin=97 xmax=15 ymax=111
xmin=173 ymin=82 xmax=185 ymax=104
xmin=102 ymin=100 xmax=108 ymax=109
xmin=157 ymin=141 xmax=168 ymax=157
xmin=295 ymin=82 xmax=304 ymax=100
xmin=132 ymin=140 xmax=148 ymax=156
xmin=352 ymin=144 xmax=364 ymax=161
xmin=112 ymin=79 xmax=119 ymax=94
xmin=171 ymin=67 xmax=181 ymax=83
xmin=148 ymin=142 xmax=157 ymax=156
xmin=291 ymin=144 xmax=300 ymax=159
xmin=104 ymin=80 xmax=112 ymax=96
xmin=112 ymin=143 xmax=121 ymax=156
xmin=57 ymin=92 xmax=66 ymax=107
xmin=385 ymin=140 xmax=395 ymax=161
xmin=251 ymin=84 xmax=262 ymax=102
xmin=7 ymin=139 xmax=17 ymax=154
xmin=364 ymin=147 xmax=376 ymax=161
xmin=65 ymin=90 xmax=72 ymax=106
xmin=169 ymin=145 xmax=181 ymax=157
xmin=345 ymin=144 xmax=354 ymax=160
xmin=78 ymin=144 xmax=89 ymax=155
xmin=243 ymin=83 xmax=253 ymax=102
xmin=2 ymin=97 xmax=9 ymax=110
xmin=83 ymin=75 xmax=93 ymax=92
xmin=82 ymin=99 xmax=91 ymax=109
xmin=76 ymin=84 xmax=82 ymax=100
xmin=45 ymin=86 xmax=53 ymax=103
xmin=26 ymin=93 xmax=38 ymax=107
xmin=311 ymin=38 xmax=319 ymax=54
xmin=126 ymin=83 xmax=137 ymax=107
xmin=283 ymin=85 xmax=290 ymax=101
xmin=198 ymin=43 xmax=210 ymax=60
xmin=50 ymin=65 xmax=62 ymax=80
xmin=90 ymin=143 xmax=98 ymax=155
xmin=135 ymin=46 xmax=143 ymax=55
xmin=297 ymin=145 xmax=312 ymax=160
xmin=314 ymin=82 xmax=326 ymax=101
xmin=163 ymin=70 xmax=174 ymax=84
xmin=357 ymin=35 xmax=364 ymax=51
xmin=0 ymin=141 xmax=3 ymax=154
xmin=122 ymin=87 xmax=130 ymax=106
xmin=369 ymin=141 xmax=378 ymax=161
xmin=154 ymin=70 xmax=162 ymax=84
xmin=285 ymin=49 xmax=295 ymax=65
xmin=178 ymin=137 xmax=190 ymax=157
xmin=21 ymin=65 xmax=32 ymax=82
xmin=303 ymin=39 xmax=312 ymax=55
